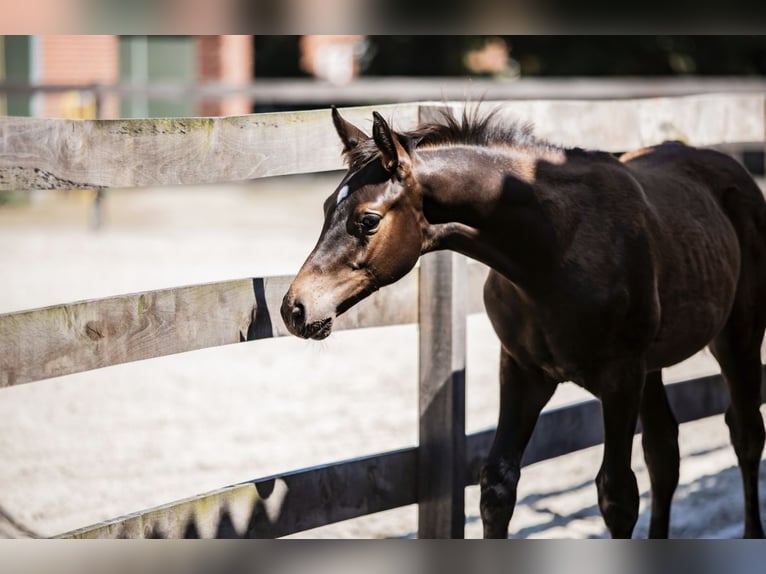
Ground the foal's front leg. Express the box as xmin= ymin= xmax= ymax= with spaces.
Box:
xmin=480 ymin=351 xmax=557 ymax=538
xmin=592 ymin=361 xmax=646 ymax=538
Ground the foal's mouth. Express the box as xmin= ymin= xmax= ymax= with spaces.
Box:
xmin=301 ymin=317 xmax=333 ymax=340
xmin=335 ymin=282 xmax=379 ymax=317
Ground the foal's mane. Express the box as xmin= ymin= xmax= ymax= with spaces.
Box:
xmin=345 ymin=106 xmax=559 ymax=168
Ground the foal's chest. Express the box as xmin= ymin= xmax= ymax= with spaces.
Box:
xmin=482 ymin=270 xmax=633 ymax=385
xmin=483 ymin=272 xmax=577 ymax=382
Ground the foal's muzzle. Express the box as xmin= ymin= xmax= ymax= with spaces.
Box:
xmin=280 ymin=294 xmax=333 ymax=340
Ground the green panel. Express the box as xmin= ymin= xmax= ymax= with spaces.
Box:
xmin=119 ymin=35 xmax=194 ymax=118
xmin=146 ymin=36 xmax=195 ymax=81
xmin=119 ymin=36 xmax=148 ymax=118
xmin=147 ymin=36 xmax=195 ymax=118
xmin=3 ymin=35 xmax=32 ymax=116
xmin=118 ymin=37 xmax=137 ymax=81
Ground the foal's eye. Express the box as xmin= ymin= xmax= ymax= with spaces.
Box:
xmin=360 ymin=212 xmax=382 ymax=233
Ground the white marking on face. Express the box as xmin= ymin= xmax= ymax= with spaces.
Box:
xmin=337 ymin=184 xmax=350 ymax=205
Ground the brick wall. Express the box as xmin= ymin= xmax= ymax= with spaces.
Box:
xmin=39 ymin=35 xmax=119 ymax=118
xmin=196 ymin=35 xmax=253 ymax=117
xmin=34 ymin=35 xmax=254 ymax=119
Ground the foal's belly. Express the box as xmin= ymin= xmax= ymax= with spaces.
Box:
xmin=644 ymin=303 xmax=729 ymax=371
xmin=644 ymin=242 xmax=739 ymax=370
xmin=643 ymin=185 xmax=741 ymax=370
xmin=483 ymin=217 xmax=740 ymax=379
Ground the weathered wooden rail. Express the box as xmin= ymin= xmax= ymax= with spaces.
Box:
xmin=1 ymin=93 xmax=765 ymax=538
xmin=3 ymin=76 xmax=766 ymax=108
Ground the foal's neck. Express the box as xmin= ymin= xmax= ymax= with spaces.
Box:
xmin=417 ymin=145 xmax=563 ymax=287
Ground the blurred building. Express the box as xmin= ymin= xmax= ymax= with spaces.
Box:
xmin=196 ymin=35 xmax=252 ymax=117
xmin=38 ymin=35 xmax=119 ymax=118
xmin=0 ymin=35 xmax=254 ymax=118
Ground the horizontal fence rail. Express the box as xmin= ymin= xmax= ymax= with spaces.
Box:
xmin=2 ymin=95 xmax=765 ymax=538
xmin=0 ymin=263 xmax=488 ymax=387
xmin=59 ymin=370 xmax=766 ymax=539
xmin=455 ymin=94 xmax=766 ymax=151
xmin=1 ymin=95 xmax=764 ymax=193
xmin=0 ymin=103 xmax=420 ymax=190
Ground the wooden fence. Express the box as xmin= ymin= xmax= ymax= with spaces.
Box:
xmin=3 ymin=77 xmax=766 ymax=109
xmin=1 ymin=94 xmax=765 ymax=538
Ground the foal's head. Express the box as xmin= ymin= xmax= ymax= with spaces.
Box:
xmin=281 ymin=108 xmax=426 ymax=340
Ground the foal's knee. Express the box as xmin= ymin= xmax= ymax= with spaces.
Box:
xmin=595 ymin=466 xmax=639 ymax=539
xmin=480 ymin=460 xmax=520 ymax=539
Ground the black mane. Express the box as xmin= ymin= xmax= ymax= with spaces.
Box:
xmin=345 ymin=107 xmax=559 ymax=168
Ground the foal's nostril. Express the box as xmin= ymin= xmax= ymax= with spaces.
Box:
xmin=280 ymin=294 xmax=306 ymax=332
xmin=291 ymin=302 xmax=305 ymax=326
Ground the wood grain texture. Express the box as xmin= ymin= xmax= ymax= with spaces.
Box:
xmin=423 ymin=93 xmax=766 ymax=152
xmin=59 ymin=448 xmax=417 ymax=539
xmin=2 ymin=95 xmax=763 ymax=192
xmin=0 ymin=278 xmax=259 ymax=387
xmin=0 ymin=262 xmax=486 ymax=387
xmin=0 ymin=103 xmax=420 ymax=191
xmin=417 ymin=252 xmax=467 ymax=539
xmin=0 ymin=268 xmax=426 ymax=386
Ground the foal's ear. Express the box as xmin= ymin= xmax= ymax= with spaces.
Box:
xmin=372 ymin=111 xmax=411 ymax=176
xmin=332 ymin=106 xmax=369 ymax=153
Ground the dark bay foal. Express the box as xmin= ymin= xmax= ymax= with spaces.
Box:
xmin=282 ymin=106 xmax=766 ymax=538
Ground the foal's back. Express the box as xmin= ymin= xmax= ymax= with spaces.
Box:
xmin=620 ymin=141 xmax=765 ymax=218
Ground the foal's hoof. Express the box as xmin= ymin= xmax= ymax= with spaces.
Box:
xmin=482 ymin=525 xmax=510 ymax=539
xmin=479 ymin=462 xmax=518 ymax=539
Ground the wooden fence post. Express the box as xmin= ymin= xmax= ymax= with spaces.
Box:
xmin=417 ymin=251 xmax=467 ymax=538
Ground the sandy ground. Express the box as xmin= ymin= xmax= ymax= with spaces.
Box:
xmin=0 ymin=174 xmax=765 ymax=539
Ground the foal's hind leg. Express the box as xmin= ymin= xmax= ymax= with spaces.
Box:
xmin=710 ymin=332 xmax=765 ymax=539
xmin=710 ymin=169 xmax=766 ymax=538
xmin=480 ymin=350 xmax=557 ymax=538
xmin=639 ymin=370 xmax=680 ymax=538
